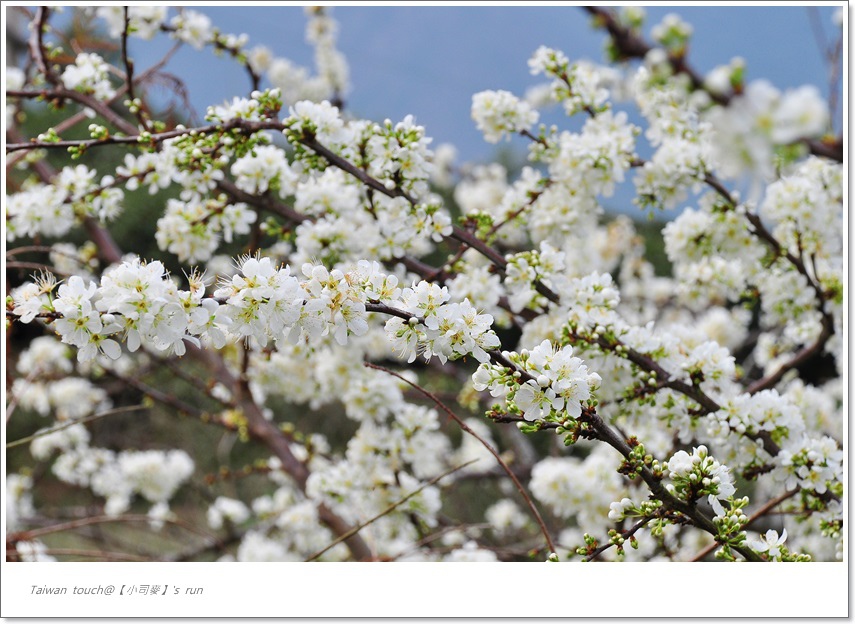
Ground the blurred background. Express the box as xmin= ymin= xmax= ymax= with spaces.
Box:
xmin=7 ymin=4 xmax=843 ymax=166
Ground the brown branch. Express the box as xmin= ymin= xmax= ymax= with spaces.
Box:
xmin=216 ymin=178 xmax=309 ymax=224
xmin=158 ymin=357 xmax=233 ymax=407
xmin=491 ymin=399 xmax=762 ymax=561
xmin=301 ymin=133 xmax=561 ymax=305
xmin=160 ymin=19 xmax=261 ymax=93
xmin=746 ymin=321 xmax=834 ymax=394
xmin=121 ymin=7 xmax=147 ymax=131
xmin=364 ymin=301 xmax=419 ymax=323
xmin=804 ymin=136 xmax=843 ymax=162
xmin=486 ymin=183 xmax=548 ymax=241
xmin=166 ymin=531 xmax=245 ymax=562
xmin=301 ymin=134 xmax=412 ymax=201
xmin=387 ymin=523 xmax=492 ymax=561
xmin=106 ymin=370 xmax=210 ymax=419
xmin=700 ymin=172 xmax=835 ymax=394
xmin=185 ymin=343 xmax=373 ymax=561
xmin=581 ymin=408 xmax=763 ymax=562
xmin=82 ymin=216 xmax=124 ymax=265
xmin=5 ymin=261 xmax=67 ymax=276
xmin=5 ymin=42 xmax=181 ymax=168
xmin=690 ymin=488 xmax=799 ymax=561
xmin=5 ymin=114 xmax=284 ymax=154
xmin=590 ymin=331 xmax=783 ymax=457
xmin=448 ymin=225 xmax=507 ymax=270
xmin=29 ymin=7 xmax=57 ymax=87
xmin=584 ymin=6 xmax=720 ymax=102
xmin=6 ymin=86 xmax=139 ymax=144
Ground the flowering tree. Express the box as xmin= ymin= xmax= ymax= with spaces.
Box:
xmin=5 ymin=6 xmax=844 ymax=564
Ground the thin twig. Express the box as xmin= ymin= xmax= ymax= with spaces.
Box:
xmin=121 ymin=7 xmax=147 ymax=131
xmin=386 ymin=523 xmax=493 ymax=561
xmin=365 ymin=362 xmax=558 ymax=556
xmin=5 ymin=368 xmax=41 ymax=424
xmin=585 ymin=516 xmax=653 ymax=562
xmin=6 ymin=405 xmax=147 ymax=449
xmin=106 ymin=370 xmax=208 ymax=419
xmin=7 ymin=546 xmax=149 ymax=562
xmin=6 ymin=39 xmax=182 ymax=170
xmin=12 ymin=513 xmax=218 ymax=544
xmin=304 ymin=459 xmax=477 ymax=562
xmin=746 ymin=323 xmax=834 ymax=394
xmin=5 ymin=261 xmax=70 ymax=276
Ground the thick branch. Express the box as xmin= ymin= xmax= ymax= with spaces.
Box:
xmin=29 ymin=7 xmax=57 ymax=87
xmin=690 ymin=488 xmax=799 ymax=561
xmin=583 ymin=6 xmax=720 ymax=102
xmin=583 ymin=409 xmax=763 ymax=562
xmin=216 ymin=178 xmax=309 ymax=224
xmin=746 ymin=321 xmax=834 ymax=394
xmin=186 ymin=343 xmax=374 ymax=562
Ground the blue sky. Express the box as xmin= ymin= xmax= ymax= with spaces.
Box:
xmin=125 ymin=4 xmax=844 ymax=165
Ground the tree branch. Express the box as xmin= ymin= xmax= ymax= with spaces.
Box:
xmin=690 ymin=488 xmax=799 ymax=561
xmin=583 ymin=6 xmax=842 ymax=162
xmin=304 ymin=459 xmax=477 ymax=562
xmin=365 ymin=362 xmax=557 ymax=556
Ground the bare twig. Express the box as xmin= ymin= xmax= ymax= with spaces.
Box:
xmin=365 ymin=362 xmax=558 ymax=556
xmin=7 ymin=546 xmax=148 ymax=562
xmin=5 ymin=41 xmax=181 ymax=169
xmin=6 ymin=405 xmax=148 ymax=449
xmin=121 ymin=7 xmax=147 ymax=131
xmin=12 ymin=513 xmax=218 ymax=544
xmin=304 ymin=460 xmax=477 ymax=562
xmin=106 ymin=370 xmax=209 ymax=419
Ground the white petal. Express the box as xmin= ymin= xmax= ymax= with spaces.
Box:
xmin=100 ymin=339 xmax=122 ymax=359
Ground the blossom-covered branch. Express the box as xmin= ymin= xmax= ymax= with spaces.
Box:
xmin=6 ymin=5 xmax=842 ymax=565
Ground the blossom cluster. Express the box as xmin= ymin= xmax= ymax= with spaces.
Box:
xmin=471 ymin=90 xmax=539 ymax=143
xmin=61 ymin=53 xmax=116 ymax=101
xmin=472 ymin=339 xmax=601 ymax=422
xmin=266 ymin=8 xmax=350 ymax=105
xmin=7 ymin=165 xmax=123 ymax=241
xmin=528 ymin=46 xmax=611 ymax=115
xmin=665 ymin=445 xmax=736 ymax=517
xmin=11 ymin=255 xmax=501 ymax=372
xmin=383 ymin=280 xmax=500 ymax=364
